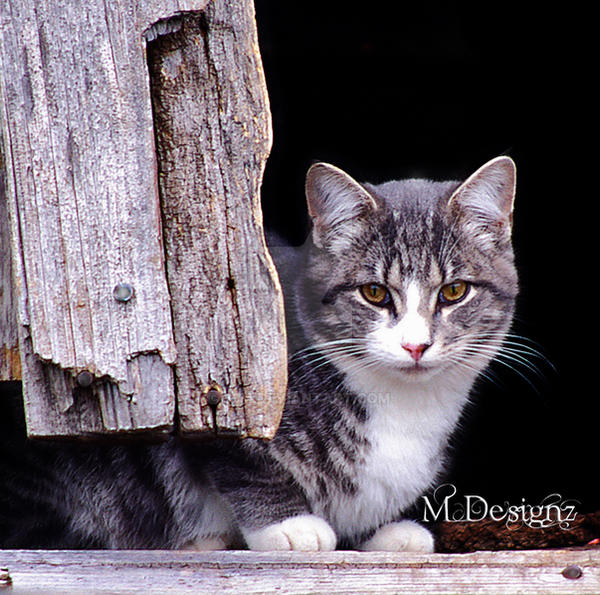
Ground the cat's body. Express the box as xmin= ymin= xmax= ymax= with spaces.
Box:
xmin=0 ymin=157 xmax=518 ymax=551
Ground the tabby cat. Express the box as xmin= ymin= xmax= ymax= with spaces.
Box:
xmin=0 ymin=156 xmax=517 ymax=551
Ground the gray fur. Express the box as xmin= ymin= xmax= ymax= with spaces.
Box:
xmin=0 ymin=157 xmax=518 ymax=550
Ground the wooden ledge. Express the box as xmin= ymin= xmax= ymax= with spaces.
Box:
xmin=1 ymin=548 xmax=599 ymax=594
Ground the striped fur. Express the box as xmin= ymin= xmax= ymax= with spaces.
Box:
xmin=0 ymin=157 xmax=518 ymax=551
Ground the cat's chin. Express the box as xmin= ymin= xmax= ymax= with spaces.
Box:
xmin=337 ymin=357 xmax=449 ymax=391
xmin=339 ymin=357 xmax=479 ymax=394
xmin=396 ymin=364 xmax=441 ymax=383
xmin=376 ymin=353 xmax=488 ymax=386
xmin=396 ymin=360 xmax=485 ymax=386
xmin=391 ymin=362 xmax=451 ymax=385
xmin=367 ymin=355 xmax=445 ymax=381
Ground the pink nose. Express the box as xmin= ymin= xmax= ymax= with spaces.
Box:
xmin=401 ymin=342 xmax=430 ymax=362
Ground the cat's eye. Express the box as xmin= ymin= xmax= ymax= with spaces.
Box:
xmin=359 ymin=283 xmax=390 ymax=306
xmin=439 ymin=281 xmax=469 ymax=304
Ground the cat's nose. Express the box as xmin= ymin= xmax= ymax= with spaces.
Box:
xmin=401 ymin=342 xmax=430 ymax=362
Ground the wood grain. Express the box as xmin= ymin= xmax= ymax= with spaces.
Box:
xmin=0 ymin=548 xmax=599 ymax=594
xmin=0 ymin=158 xmax=21 ymax=381
xmin=0 ymin=0 xmax=208 ymax=435
xmin=148 ymin=3 xmax=287 ymax=438
xmin=1 ymin=0 xmax=286 ymax=438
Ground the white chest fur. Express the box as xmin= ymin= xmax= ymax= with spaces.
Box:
xmin=327 ymin=368 xmax=473 ymax=538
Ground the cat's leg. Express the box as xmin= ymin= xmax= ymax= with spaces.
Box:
xmin=242 ymin=514 xmax=337 ymax=551
xmin=206 ymin=447 xmax=337 ymax=551
xmin=358 ymin=520 xmax=434 ymax=552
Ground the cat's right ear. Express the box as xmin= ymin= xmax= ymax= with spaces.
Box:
xmin=305 ymin=163 xmax=378 ymax=249
xmin=447 ymin=156 xmax=516 ymax=247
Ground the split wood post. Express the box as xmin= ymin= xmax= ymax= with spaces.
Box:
xmin=0 ymin=0 xmax=287 ymax=439
xmin=147 ymin=4 xmax=287 ymax=438
xmin=0 ymin=163 xmax=20 ymax=381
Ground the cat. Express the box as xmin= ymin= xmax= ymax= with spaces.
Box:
xmin=0 ymin=156 xmax=518 ymax=551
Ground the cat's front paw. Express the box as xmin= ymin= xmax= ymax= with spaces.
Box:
xmin=243 ymin=514 xmax=337 ymax=551
xmin=359 ymin=520 xmax=434 ymax=552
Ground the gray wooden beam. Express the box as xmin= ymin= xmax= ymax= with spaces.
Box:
xmin=1 ymin=548 xmax=599 ymax=594
xmin=0 ymin=0 xmax=208 ymax=435
xmin=148 ymin=2 xmax=287 ymax=438
xmin=1 ymin=0 xmax=287 ymax=439
xmin=0 ymin=159 xmax=20 ymax=381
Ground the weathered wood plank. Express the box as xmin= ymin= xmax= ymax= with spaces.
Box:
xmin=0 ymin=157 xmax=20 ymax=381
xmin=147 ymin=3 xmax=287 ymax=438
xmin=0 ymin=1 xmax=210 ymax=435
xmin=0 ymin=549 xmax=599 ymax=594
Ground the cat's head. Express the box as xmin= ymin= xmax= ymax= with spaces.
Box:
xmin=295 ymin=157 xmax=518 ymax=393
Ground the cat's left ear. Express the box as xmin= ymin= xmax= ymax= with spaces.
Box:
xmin=448 ymin=156 xmax=516 ymax=243
xmin=305 ymin=162 xmax=378 ymax=249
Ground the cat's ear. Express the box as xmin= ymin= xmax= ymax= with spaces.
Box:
xmin=448 ymin=156 xmax=516 ymax=244
xmin=305 ymin=163 xmax=378 ymax=248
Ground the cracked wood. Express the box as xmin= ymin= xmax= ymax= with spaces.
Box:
xmin=148 ymin=3 xmax=287 ymax=438
xmin=0 ymin=0 xmax=210 ymax=435
xmin=1 ymin=548 xmax=599 ymax=594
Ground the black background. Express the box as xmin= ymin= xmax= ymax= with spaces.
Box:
xmin=255 ymin=1 xmax=598 ymax=512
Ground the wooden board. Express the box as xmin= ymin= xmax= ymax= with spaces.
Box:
xmin=0 ymin=162 xmax=20 ymax=381
xmin=1 ymin=0 xmax=286 ymax=439
xmin=0 ymin=0 xmax=208 ymax=436
xmin=147 ymin=2 xmax=287 ymax=438
xmin=0 ymin=548 xmax=599 ymax=594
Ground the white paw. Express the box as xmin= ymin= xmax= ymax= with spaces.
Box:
xmin=243 ymin=515 xmax=337 ymax=551
xmin=359 ymin=520 xmax=434 ymax=552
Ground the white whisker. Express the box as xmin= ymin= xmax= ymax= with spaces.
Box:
xmin=445 ymin=354 xmax=502 ymax=389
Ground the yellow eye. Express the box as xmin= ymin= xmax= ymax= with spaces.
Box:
xmin=439 ymin=281 xmax=469 ymax=304
xmin=360 ymin=283 xmax=390 ymax=306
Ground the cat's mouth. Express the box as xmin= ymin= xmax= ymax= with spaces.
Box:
xmin=381 ymin=357 xmax=442 ymax=381
xmin=403 ymin=362 xmax=430 ymax=373
xmin=398 ymin=361 xmax=437 ymax=378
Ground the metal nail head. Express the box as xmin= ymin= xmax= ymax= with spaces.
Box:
xmin=206 ymin=388 xmax=222 ymax=407
xmin=113 ymin=282 xmax=134 ymax=303
xmin=76 ymin=370 xmax=94 ymax=388
xmin=562 ymin=565 xmax=583 ymax=580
